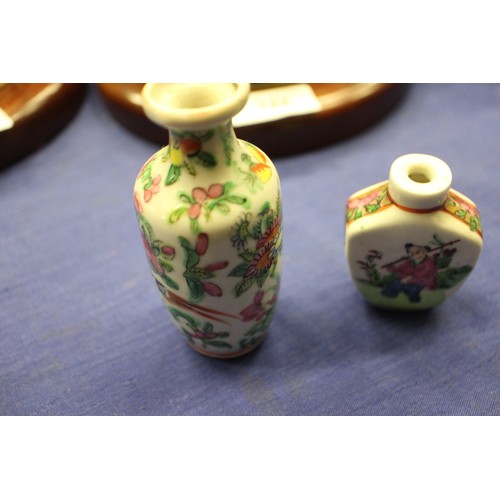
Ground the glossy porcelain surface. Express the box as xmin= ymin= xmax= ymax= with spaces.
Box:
xmin=345 ymin=154 xmax=483 ymax=310
xmin=134 ymin=83 xmax=282 ymax=357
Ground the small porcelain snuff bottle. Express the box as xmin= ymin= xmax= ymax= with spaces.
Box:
xmin=345 ymin=154 xmax=483 ymax=310
xmin=133 ymin=83 xmax=283 ymax=358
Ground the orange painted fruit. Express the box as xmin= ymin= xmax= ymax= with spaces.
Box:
xmin=249 ymin=163 xmax=272 ymax=183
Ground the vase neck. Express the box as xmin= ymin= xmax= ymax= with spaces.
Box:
xmin=168 ymin=120 xmax=241 ymax=169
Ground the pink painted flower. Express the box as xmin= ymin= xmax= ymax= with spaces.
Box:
xmin=240 ymin=290 xmax=266 ymax=322
xmin=141 ymin=231 xmax=163 ymax=274
xmin=190 ymin=329 xmax=217 ymax=340
xmin=188 ymin=203 xmax=202 ymax=219
xmin=134 ymin=191 xmax=143 ymax=214
xmin=187 ymin=184 xmax=225 ymax=219
xmin=457 ymin=199 xmax=479 ymax=218
xmin=195 ymin=233 xmax=209 ymax=256
xmin=202 ymin=282 xmax=223 ymax=297
xmin=193 ymin=187 xmax=208 ymax=203
xmin=207 ymin=183 xmax=224 ymax=198
xmin=347 ymin=190 xmax=380 ymax=210
xmin=204 ymin=261 xmax=229 ymax=272
xmin=161 ymin=245 xmax=175 ymax=257
xmin=144 ymin=175 xmax=161 ymax=202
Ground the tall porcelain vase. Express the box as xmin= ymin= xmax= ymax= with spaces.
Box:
xmin=134 ymin=83 xmax=283 ymax=358
xmin=345 ymin=154 xmax=483 ymax=310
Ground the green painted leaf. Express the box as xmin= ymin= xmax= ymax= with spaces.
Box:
xmin=256 ymin=271 xmax=269 ymax=289
xmin=169 ymin=206 xmax=187 ymax=223
xmin=264 ymin=213 xmax=274 ymax=229
xmin=226 ymin=195 xmax=247 ymax=205
xmin=203 ymin=323 xmax=213 ymax=334
xmin=140 ymin=217 xmax=155 ymax=242
xmin=196 ymin=151 xmax=217 ymax=167
xmin=198 ymin=130 xmax=214 ymax=142
xmin=214 ymin=203 xmax=230 ymax=213
xmin=365 ymin=204 xmax=380 ymax=213
xmin=258 ymin=202 xmax=270 ymax=215
xmin=190 ymin=219 xmax=201 ymax=235
xmin=140 ymin=166 xmax=152 ymax=182
xmin=241 ymin=153 xmax=252 ymax=164
xmin=164 ymin=274 xmax=179 ymax=290
xmin=186 ymin=275 xmax=204 ymax=299
xmin=158 ymin=257 xmax=174 ymax=273
xmin=252 ymin=220 xmax=263 ymax=240
xmin=229 ymin=263 xmax=249 ymax=277
xmin=165 ymin=164 xmax=181 ymax=185
xmin=203 ymin=340 xmax=232 ymax=349
xmin=239 ymin=251 xmax=256 ymax=262
xmin=244 ymin=322 xmax=264 ymax=338
xmin=178 ymin=236 xmax=193 ymax=251
xmin=432 ymin=234 xmax=445 ymax=246
xmin=184 ymin=248 xmax=200 ymax=269
xmin=185 ymin=162 xmax=196 ymax=175
xmin=436 ymin=266 xmax=472 ymax=289
xmin=235 ymin=277 xmax=255 ymax=297
xmin=169 ymin=307 xmax=198 ymax=329
xmin=179 ymin=193 xmax=193 ymax=204
xmin=190 ymin=268 xmax=214 ymax=279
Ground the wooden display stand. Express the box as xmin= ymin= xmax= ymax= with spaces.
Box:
xmin=0 ymin=84 xmax=87 ymax=169
xmin=97 ymin=83 xmax=408 ymax=157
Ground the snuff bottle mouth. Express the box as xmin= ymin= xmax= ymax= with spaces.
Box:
xmin=388 ymin=153 xmax=453 ymax=210
xmin=141 ymin=83 xmax=250 ymax=131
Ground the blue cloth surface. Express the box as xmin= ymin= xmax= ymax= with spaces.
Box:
xmin=1 ymin=84 xmax=499 ymax=415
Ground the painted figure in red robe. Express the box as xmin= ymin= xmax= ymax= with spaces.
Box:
xmin=382 ymin=244 xmax=438 ymax=302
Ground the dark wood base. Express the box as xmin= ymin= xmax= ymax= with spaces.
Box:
xmin=97 ymin=83 xmax=408 ymax=157
xmin=0 ymin=83 xmax=87 ymax=169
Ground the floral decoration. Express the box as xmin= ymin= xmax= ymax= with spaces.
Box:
xmin=238 ymin=286 xmax=279 ymax=350
xmin=238 ymin=143 xmax=273 ymax=190
xmin=137 ymin=159 xmax=162 ymax=203
xmin=179 ymin=232 xmax=229 ymax=302
xmin=168 ymin=307 xmax=232 ymax=350
xmin=346 ymin=184 xmax=391 ymax=223
xmin=164 ymin=129 xmax=217 ymax=186
xmin=444 ymin=191 xmax=483 ymax=237
xmin=168 ymin=182 xmax=250 ymax=234
xmin=228 ymin=196 xmax=283 ymax=297
xmin=137 ymin=214 xmax=179 ymax=290
xmin=346 ymin=184 xmax=483 ymax=239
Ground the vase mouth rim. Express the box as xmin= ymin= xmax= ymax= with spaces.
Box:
xmin=388 ymin=153 xmax=452 ymax=209
xmin=141 ymin=83 xmax=250 ymax=131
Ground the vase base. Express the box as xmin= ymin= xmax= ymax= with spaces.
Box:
xmin=187 ymin=333 xmax=267 ymax=359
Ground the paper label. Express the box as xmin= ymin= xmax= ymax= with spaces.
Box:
xmin=0 ymin=107 xmax=14 ymax=132
xmin=233 ymin=84 xmax=322 ymax=127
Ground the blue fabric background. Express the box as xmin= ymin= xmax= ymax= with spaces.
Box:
xmin=1 ymin=84 xmax=498 ymax=415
